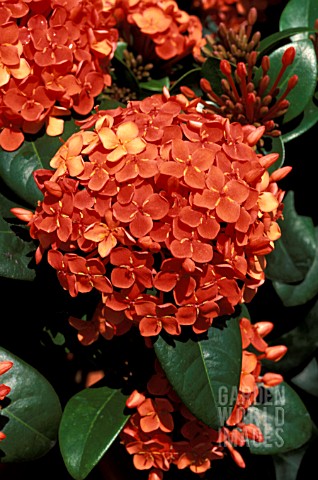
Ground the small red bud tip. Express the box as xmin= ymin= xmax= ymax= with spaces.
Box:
xmin=0 ymin=432 xmax=6 ymax=441
xmin=236 ymin=62 xmax=247 ymax=78
xmin=10 ymin=207 xmax=34 ymax=222
xmin=261 ymin=55 xmax=270 ymax=73
xmin=0 ymin=361 xmax=13 ymax=375
xmin=248 ymin=7 xmax=257 ymax=25
xmin=282 ymin=46 xmax=296 ymax=66
xmin=220 ymin=59 xmax=232 ymax=76
xmin=288 ymin=74 xmax=298 ymax=89
xmin=200 ymin=77 xmax=213 ymax=93
xmin=265 ymin=345 xmax=288 ymax=362
xmin=180 ymin=86 xmax=197 ymax=98
xmin=262 ymin=372 xmax=284 ymax=387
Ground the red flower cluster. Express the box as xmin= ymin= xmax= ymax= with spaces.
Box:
xmin=120 ymin=317 xmax=287 ymax=478
xmin=0 ymin=0 xmax=118 ymax=151
xmin=114 ymin=0 xmax=205 ymax=64
xmin=13 ymin=88 xmax=289 ymax=340
xmin=191 ymin=0 xmax=279 ymax=30
xmin=0 ymin=360 xmax=13 ymax=441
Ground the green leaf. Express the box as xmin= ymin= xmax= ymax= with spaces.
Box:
xmin=0 ymin=347 xmax=62 ymax=462
xmin=265 ymin=191 xmax=317 ymax=284
xmin=153 ymin=316 xmax=242 ymax=429
xmin=169 ymin=67 xmax=202 ymax=96
xmin=273 ymin=444 xmax=309 ymax=480
xmin=111 ymin=56 xmax=140 ymax=96
xmin=0 ymin=215 xmax=35 ymax=281
xmin=140 ymin=77 xmax=170 ymax=92
xmin=282 ymin=89 xmax=318 ymax=143
xmin=0 ymin=118 xmax=80 ymax=208
xmin=291 ymin=357 xmax=318 ymax=396
xmin=280 ymin=0 xmax=318 ymax=33
xmin=264 ymin=40 xmax=317 ymax=125
xmin=114 ymin=41 xmax=128 ymax=60
xmin=244 ymin=382 xmax=312 ymax=455
xmin=201 ymin=57 xmax=225 ymax=97
xmin=273 ymin=226 xmax=318 ymax=307
xmin=258 ymin=27 xmax=313 ymax=57
xmin=59 ymin=386 xmax=129 ymax=480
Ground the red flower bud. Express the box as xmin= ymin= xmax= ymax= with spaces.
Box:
xmin=265 ymin=345 xmax=287 ymax=362
xmin=220 ymin=59 xmax=232 ymax=76
xmin=282 ymin=46 xmax=296 ymax=67
xmin=262 ymin=372 xmax=284 ymax=387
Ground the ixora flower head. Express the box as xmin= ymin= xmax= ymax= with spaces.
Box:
xmin=0 ymin=0 xmax=118 ymax=152
xmin=12 ymin=88 xmax=290 ymax=341
xmin=120 ymin=316 xmax=287 ymax=479
xmin=0 ymin=360 xmax=13 ymax=441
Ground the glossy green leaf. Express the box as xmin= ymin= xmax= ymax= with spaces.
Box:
xmin=273 ymin=226 xmax=318 ymax=307
xmin=0 ymin=118 xmax=80 ymax=208
xmin=282 ymin=89 xmax=318 ymax=142
xmin=280 ymin=0 xmax=318 ymax=33
xmin=114 ymin=41 xmax=128 ymax=60
xmin=258 ymin=27 xmax=313 ymax=57
xmin=264 ymin=40 xmax=317 ymax=125
xmin=265 ymin=191 xmax=317 ymax=284
xmin=0 ymin=215 xmax=35 ymax=281
xmin=154 ymin=316 xmax=242 ymax=429
xmin=0 ymin=346 xmax=62 ymax=462
xmin=169 ymin=67 xmax=202 ymax=96
xmin=244 ymin=382 xmax=312 ymax=455
xmin=59 ymin=386 xmax=129 ymax=480
xmin=140 ymin=77 xmax=170 ymax=92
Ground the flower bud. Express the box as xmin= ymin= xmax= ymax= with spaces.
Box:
xmin=282 ymin=46 xmax=296 ymax=66
xmin=265 ymin=345 xmax=287 ymax=362
xmin=254 ymin=321 xmax=273 ymax=338
xmin=262 ymin=372 xmax=284 ymax=387
xmin=10 ymin=208 xmax=34 ymax=222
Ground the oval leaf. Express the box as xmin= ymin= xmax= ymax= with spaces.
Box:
xmin=153 ymin=317 xmax=242 ymax=429
xmin=282 ymin=90 xmax=318 ymax=142
xmin=258 ymin=27 xmax=313 ymax=57
xmin=244 ymin=382 xmax=312 ymax=454
xmin=280 ymin=0 xmax=318 ymax=32
xmin=0 ymin=118 xmax=80 ymax=207
xmin=264 ymin=40 xmax=317 ymax=125
xmin=265 ymin=191 xmax=317 ymax=284
xmin=0 ymin=347 xmax=62 ymax=462
xmin=201 ymin=57 xmax=225 ymax=97
xmin=258 ymin=135 xmax=285 ymax=174
xmin=59 ymin=386 xmax=129 ymax=480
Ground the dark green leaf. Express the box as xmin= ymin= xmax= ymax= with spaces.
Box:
xmin=140 ymin=77 xmax=170 ymax=92
xmin=96 ymin=97 xmax=125 ymax=110
xmin=244 ymin=382 xmax=312 ymax=454
xmin=280 ymin=0 xmax=318 ymax=33
xmin=282 ymin=89 xmax=318 ymax=143
xmin=154 ymin=316 xmax=242 ymax=429
xmin=59 ymin=386 xmax=129 ymax=480
xmin=258 ymin=27 xmax=313 ymax=57
xmin=0 ymin=118 xmax=80 ymax=208
xmin=0 ymin=346 xmax=62 ymax=462
xmin=201 ymin=57 xmax=225 ymax=97
xmin=291 ymin=357 xmax=318 ymax=396
xmin=265 ymin=297 xmax=318 ymax=374
xmin=169 ymin=67 xmax=202 ymax=96
xmin=265 ymin=191 xmax=316 ymax=284
xmin=273 ymin=226 xmax=318 ymax=306
xmin=0 ymin=215 xmax=35 ymax=281
xmin=273 ymin=444 xmax=309 ymax=480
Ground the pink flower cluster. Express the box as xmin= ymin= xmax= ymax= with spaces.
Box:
xmin=13 ymin=88 xmax=289 ymax=341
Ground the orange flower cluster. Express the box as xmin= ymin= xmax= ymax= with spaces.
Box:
xmin=120 ymin=317 xmax=287 ymax=478
xmin=13 ymin=88 xmax=289 ymax=340
xmin=0 ymin=360 xmax=13 ymax=441
xmin=114 ymin=0 xmax=205 ymax=64
xmin=0 ymin=0 xmax=118 ymax=151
